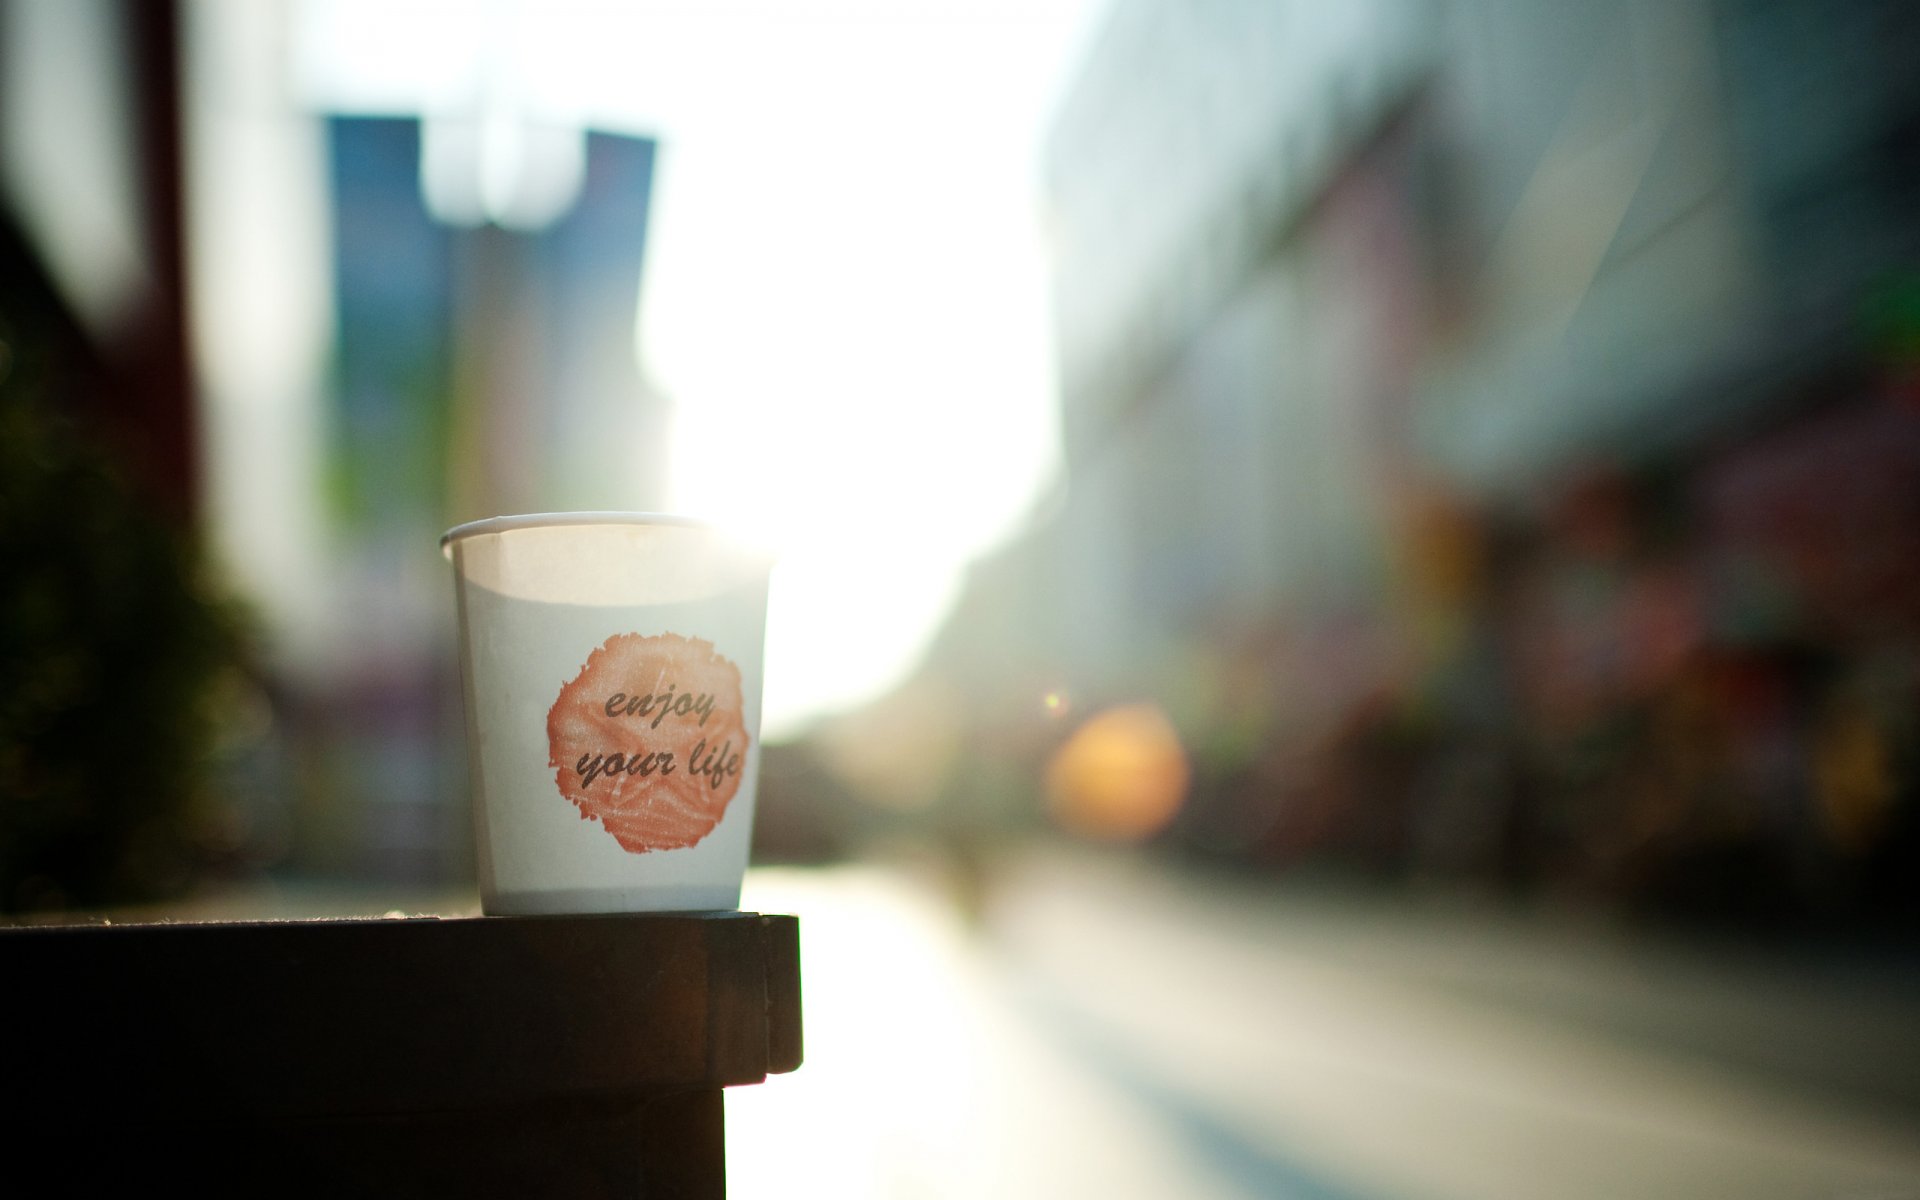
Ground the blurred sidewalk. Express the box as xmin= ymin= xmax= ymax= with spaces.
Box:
xmin=734 ymin=845 xmax=1920 ymax=1200
xmin=38 ymin=851 xmax=1919 ymax=1198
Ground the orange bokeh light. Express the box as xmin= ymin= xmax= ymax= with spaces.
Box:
xmin=1044 ymin=704 xmax=1189 ymax=842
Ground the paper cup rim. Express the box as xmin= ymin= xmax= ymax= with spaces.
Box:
xmin=440 ymin=512 xmax=745 ymax=558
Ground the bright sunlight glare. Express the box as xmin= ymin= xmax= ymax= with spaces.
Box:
xmin=298 ymin=0 xmax=1105 ymax=739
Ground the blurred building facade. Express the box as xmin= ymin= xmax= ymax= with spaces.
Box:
xmin=1 ymin=0 xmax=674 ymax=895
xmin=808 ymin=0 xmax=1920 ymax=928
xmin=304 ymin=116 xmax=664 ymax=881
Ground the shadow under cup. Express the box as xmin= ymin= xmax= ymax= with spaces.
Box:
xmin=442 ymin=515 xmax=772 ymax=915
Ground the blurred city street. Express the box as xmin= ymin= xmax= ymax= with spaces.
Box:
xmin=731 ymin=849 xmax=1920 ymax=1200
xmin=6 ymin=1 xmax=1920 ymax=1192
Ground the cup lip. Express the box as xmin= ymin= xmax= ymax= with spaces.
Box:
xmin=439 ymin=511 xmax=727 ymax=557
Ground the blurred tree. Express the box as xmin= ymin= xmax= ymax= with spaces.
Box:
xmin=0 ymin=214 xmax=244 ymax=913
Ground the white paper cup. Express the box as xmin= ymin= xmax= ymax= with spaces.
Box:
xmin=441 ymin=513 xmax=772 ymax=914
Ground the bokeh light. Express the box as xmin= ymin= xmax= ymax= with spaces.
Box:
xmin=1045 ymin=704 xmax=1189 ymax=843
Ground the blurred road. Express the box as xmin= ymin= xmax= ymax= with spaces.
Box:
xmin=730 ymin=846 xmax=1920 ymax=1200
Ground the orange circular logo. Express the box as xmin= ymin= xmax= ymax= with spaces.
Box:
xmin=546 ymin=632 xmax=749 ymax=853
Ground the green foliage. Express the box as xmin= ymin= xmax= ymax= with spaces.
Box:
xmin=0 ymin=334 xmax=245 ymax=913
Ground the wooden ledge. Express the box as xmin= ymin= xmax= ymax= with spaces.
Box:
xmin=0 ymin=911 xmax=802 ymax=1123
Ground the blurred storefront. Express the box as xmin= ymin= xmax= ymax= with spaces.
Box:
xmin=818 ymin=0 xmax=1920 ymax=928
